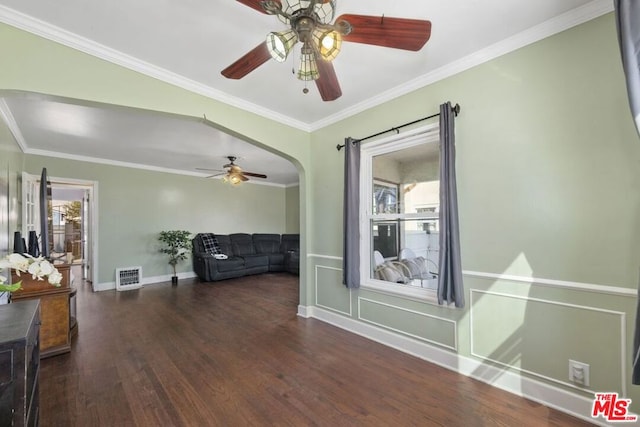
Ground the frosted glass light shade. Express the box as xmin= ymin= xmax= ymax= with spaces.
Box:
xmin=297 ymin=49 xmax=319 ymax=81
xmin=312 ymin=28 xmax=341 ymax=61
xmin=314 ymin=0 xmax=337 ymax=24
xmin=266 ymin=30 xmax=298 ymax=62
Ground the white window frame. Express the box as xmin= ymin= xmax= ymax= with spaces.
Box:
xmin=359 ymin=123 xmax=440 ymax=301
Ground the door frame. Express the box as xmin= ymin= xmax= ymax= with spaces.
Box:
xmin=22 ymin=172 xmax=99 ymax=287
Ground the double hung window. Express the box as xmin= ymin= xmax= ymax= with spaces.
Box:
xmin=360 ymin=124 xmax=441 ymax=298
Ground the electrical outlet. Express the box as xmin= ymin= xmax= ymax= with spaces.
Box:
xmin=569 ymin=359 xmax=590 ymax=387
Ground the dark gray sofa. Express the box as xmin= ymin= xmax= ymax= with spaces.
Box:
xmin=192 ymin=233 xmax=299 ymax=281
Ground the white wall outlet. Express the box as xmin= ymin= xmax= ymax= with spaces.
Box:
xmin=569 ymin=359 xmax=590 ymax=387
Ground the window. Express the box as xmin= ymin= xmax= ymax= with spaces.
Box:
xmin=360 ymin=123 xmax=441 ymax=298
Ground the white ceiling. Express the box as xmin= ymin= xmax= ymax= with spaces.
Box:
xmin=0 ymin=0 xmax=612 ymax=186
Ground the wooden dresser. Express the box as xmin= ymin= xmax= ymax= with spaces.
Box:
xmin=11 ymin=264 xmax=72 ymax=358
xmin=0 ymin=300 xmax=40 ymax=426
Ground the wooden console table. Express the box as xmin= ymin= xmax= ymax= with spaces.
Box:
xmin=11 ymin=264 xmax=72 ymax=358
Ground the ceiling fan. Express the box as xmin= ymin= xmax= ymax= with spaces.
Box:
xmin=197 ymin=156 xmax=268 ymax=185
xmin=221 ymin=0 xmax=432 ymax=101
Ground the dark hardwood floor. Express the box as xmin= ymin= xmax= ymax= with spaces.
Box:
xmin=39 ymin=272 xmax=593 ymax=426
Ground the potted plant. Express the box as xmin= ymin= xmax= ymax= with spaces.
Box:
xmin=158 ymin=230 xmax=191 ymax=285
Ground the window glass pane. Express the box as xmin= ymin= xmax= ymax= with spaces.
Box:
xmin=370 ymin=218 xmax=439 ymax=290
xmin=372 ymin=143 xmax=439 ymax=215
xmin=372 ymin=221 xmax=399 ymax=259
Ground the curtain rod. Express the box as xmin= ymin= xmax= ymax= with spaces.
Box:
xmin=336 ymin=103 xmax=460 ymax=151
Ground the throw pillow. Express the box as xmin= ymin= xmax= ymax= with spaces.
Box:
xmin=201 ymin=233 xmax=222 ymax=255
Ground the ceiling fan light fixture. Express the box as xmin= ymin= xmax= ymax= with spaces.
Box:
xmin=312 ymin=28 xmax=341 ymax=61
xmin=229 ymin=173 xmax=243 ymax=185
xmin=314 ymin=0 xmax=337 ymax=24
xmin=277 ymin=0 xmax=310 ymax=24
xmin=266 ymin=29 xmax=298 ymax=62
xmin=297 ymin=47 xmax=319 ymax=81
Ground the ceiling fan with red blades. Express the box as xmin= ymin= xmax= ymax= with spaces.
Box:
xmin=221 ymin=0 xmax=432 ymax=101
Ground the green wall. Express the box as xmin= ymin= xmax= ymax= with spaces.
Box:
xmin=285 ymin=185 xmax=300 ymax=233
xmin=0 ymin=117 xmax=23 ymax=256
xmin=309 ymin=13 xmax=640 ymax=413
xmin=24 ymin=154 xmax=289 ymax=284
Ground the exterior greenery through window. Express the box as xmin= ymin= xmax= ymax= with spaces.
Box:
xmin=360 ymin=124 xmax=441 ymax=297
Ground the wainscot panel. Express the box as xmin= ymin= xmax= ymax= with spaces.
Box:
xmin=358 ymin=297 xmax=457 ymax=350
xmin=470 ymin=289 xmax=625 ymax=395
xmin=315 ymin=264 xmax=352 ymax=316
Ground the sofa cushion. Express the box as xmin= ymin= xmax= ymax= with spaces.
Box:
xmin=280 ymin=234 xmax=299 ymax=253
xmin=242 ymin=254 xmax=269 ymax=269
xmin=254 ymin=240 xmax=280 ymax=254
xmin=216 ymin=257 xmax=245 ymax=272
xmin=214 ymin=235 xmax=233 ymax=255
xmin=230 ymin=233 xmax=255 ymax=256
xmin=253 ymin=234 xmax=281 ymax=254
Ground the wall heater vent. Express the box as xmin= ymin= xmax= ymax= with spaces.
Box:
xmin=115 ymin=266 xmax=143 ymax=291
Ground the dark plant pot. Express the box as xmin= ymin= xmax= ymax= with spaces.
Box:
xmin=171 ymin=276 xmax=178 ymax=286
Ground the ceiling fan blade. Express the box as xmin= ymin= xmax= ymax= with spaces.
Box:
xmin=315 ymin=59 xmax=342 ymax=101
xmin=235 ymin=0 xmax=280 ymax=14
xmin=240 ymin=174 xmax=250 ymax=182
xmin=196 ymin=167 xmax=224 ymax=172
xmin=206 ymin=173 xmax=226 ymax=179
xmin=243 ymin=171 xmax=268 ymax=179
xmin=337 ymin=14 xmax=432 ymax=51
xmin=221 ymin=42 xmax=272 ymax=79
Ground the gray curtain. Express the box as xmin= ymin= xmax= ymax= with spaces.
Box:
xmin=615 ymin=0 xmax=640 ymax=385
xmin=343 ymin=137 xmax=360 ymax=288
xmin=438 ymin=102 xmax=464 ymax=307
xmin=615 ymin=0 xmax=640 ymax=136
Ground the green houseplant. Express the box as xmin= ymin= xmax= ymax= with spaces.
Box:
xmin=158 ymin=230 xmax=192 ymax=285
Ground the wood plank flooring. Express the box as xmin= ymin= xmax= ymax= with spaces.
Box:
xmin=39 ymin=272 xmax=593 ymax=426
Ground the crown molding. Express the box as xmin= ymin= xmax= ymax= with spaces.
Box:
xmin=0 ymin=5 xmax=311 ymax=133
xmin=0 ymin=98 xmax=28 ymax=151
xmin=0 ymin=1 xmax=613 ymax=133
xmin=24 ymin=148 xmax=290 ymax=187
xmin=309 ymin=0 xmax=614 ymax=131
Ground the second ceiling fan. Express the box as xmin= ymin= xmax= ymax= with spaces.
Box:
xmin=222 ymin=0 xmax=432 ymax=101
xmin=197 ymin=156 xmax=267 ymax=185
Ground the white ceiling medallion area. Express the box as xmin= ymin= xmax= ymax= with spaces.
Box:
xmin=0 ymin=0 xmax=612 ymax=131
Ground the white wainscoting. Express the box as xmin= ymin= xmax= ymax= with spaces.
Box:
xmin=470 ymin=289 xmax=627 ymax=396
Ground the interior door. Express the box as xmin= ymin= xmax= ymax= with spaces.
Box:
xmin=82 ymin=189 xmax=92 ymax=282
xmin=21 ymin=172 xmax=39 ymax=239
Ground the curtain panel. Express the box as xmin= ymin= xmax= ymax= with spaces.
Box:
xmin=343 ymin=137 xmax=360 ymax=288
xmin=438 ymin=102 xmax=465 ymax=308
xmin=615 ymin=0 xmax=640 ymax=136
xmin=614 ymin=0 xmax=640 ymax=385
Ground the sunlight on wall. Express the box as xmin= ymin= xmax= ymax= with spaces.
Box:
xmin=469 ymin=253 xmax=534 ymax=370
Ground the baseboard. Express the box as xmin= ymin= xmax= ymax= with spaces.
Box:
xmin=297 ymin=305 xmax=311 ymax=318
xmin=94 ymin=271 xmax=198 ymax=292
xmin=302 ymin=305 xmax=609 ymax=426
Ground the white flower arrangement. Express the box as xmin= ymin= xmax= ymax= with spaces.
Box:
xmin=0 ymin=253 xmax=63 ymax=293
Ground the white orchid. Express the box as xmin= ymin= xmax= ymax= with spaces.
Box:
xmin=0 ymin=253 xmax=62 ymax=292
xmin=0 ymin=253 xmax=30 ymax=273
xmin=47 ymin=271 xmax=63 ymax=286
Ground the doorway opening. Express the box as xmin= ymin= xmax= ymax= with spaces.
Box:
xmin=22 ymin=173 xmax=97 ymax=287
